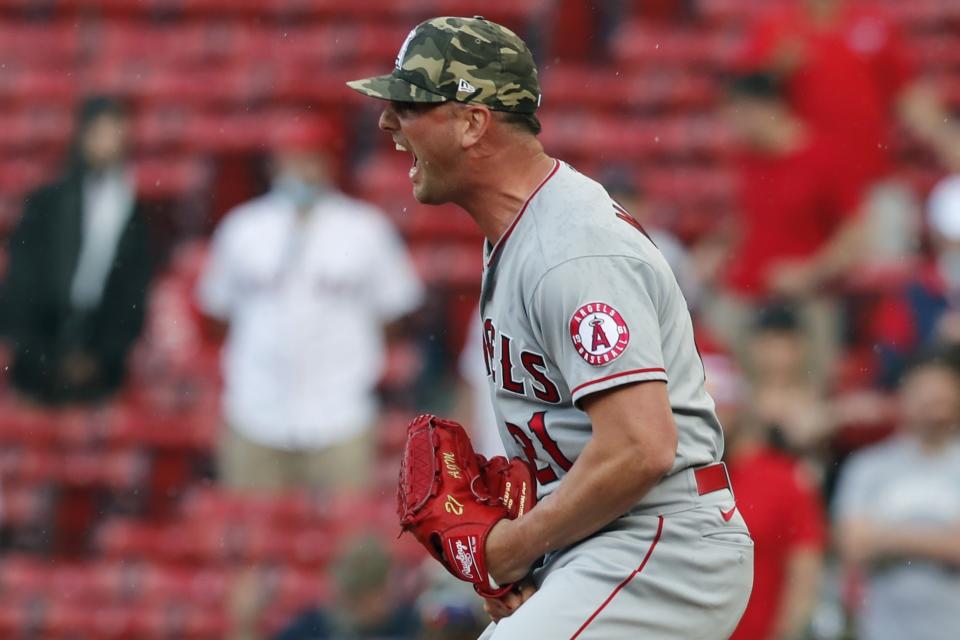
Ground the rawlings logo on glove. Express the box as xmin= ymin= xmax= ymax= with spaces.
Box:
xmin=397 ymin=414 xmax=537 ymax=598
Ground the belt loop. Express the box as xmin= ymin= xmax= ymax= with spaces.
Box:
xmin=720 ymin=461 xmax=734 ymax=499
xmin=684 ymin=464 xmax=697 ymax=499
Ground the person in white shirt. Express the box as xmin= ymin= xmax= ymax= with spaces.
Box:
xmin=197 ymin=117 xmax=425 ymax=491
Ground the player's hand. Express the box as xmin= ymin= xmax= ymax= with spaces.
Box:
xmin=483 ymin=579 xmax=538 ymax=622
xmin=485 ymin=518 xmax=534 ymax=586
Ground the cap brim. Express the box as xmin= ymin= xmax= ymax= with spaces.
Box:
xmin=346 ymin=73 xmax=448 ymax=103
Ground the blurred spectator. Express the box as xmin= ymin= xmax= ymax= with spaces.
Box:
xmin=739 ymin=0 xmax=959 ymax=186
xmin=197 ymin=115 xmax=424 ymax=491
xmin=833 ymin=353 xmax=960 ymax=640
xmin=1 ymin=96 xmax=152 ymax=406
xmin=748 ymin=304 xmax=833 ymax=452
xmin=704 ymin=73 xmax=867 ymax=383
xmin=415 ymin=567 xmax=489 ymax=640
xmin=864 ymin=174 xmax=960 ymax=386
xmin=926 ymin=175 xmax=960 ymax=344
xmin=274 ymin=536 xmax=420 ymax=640
xmin=704 ymin=353 xmax=827 ymax=640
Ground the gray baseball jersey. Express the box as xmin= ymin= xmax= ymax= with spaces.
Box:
xmin=478 ymin=160 xmax=752 ymax=639
xmin=480 ymin=160 xmax=723 ymax=500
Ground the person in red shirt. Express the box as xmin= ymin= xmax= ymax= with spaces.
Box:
xmin=703 ymin=72 xmax=867 ymax=383
xmin=723 ymin=72 xmax=867 ymax=300
xmin=739 ymin=0 xmax=956 ymax=186
xmin=703 ymin=351 xmax=827 ymax=640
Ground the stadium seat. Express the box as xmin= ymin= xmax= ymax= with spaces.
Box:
xmin=541 ymin=66 xmax=717 ymax=111
xmin=135 ymin=157 xmax=208 ymax=199
xmin=410 ymin=242 xmax=482 ymax=289
xmin=611 ymin=23 xmax=740 ymax=71
xmin=0 ymin=22 xmax=80 ymax=63
xmin=0 ymin=158 xmax=54 ymax=201
xmin=179 ymin=487 xmax=326 ymax=527
xmin=0 ymin=484 xmax=53 ymax=527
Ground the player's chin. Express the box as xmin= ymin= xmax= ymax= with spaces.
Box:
xmin=412 ymin=181 xmax=447 ymax=205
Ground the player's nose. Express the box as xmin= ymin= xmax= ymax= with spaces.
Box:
xmin=379 ymin=105 xmax=399 ymax=132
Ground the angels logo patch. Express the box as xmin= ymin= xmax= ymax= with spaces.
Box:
xmin=570 ymin=302 xmax=630 ymax=366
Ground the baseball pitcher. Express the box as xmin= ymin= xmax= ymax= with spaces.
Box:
xmin=348 ymin=16 xmax=753 ymax=639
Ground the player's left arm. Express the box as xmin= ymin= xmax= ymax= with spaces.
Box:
xmin=485 ymin=380 xmax=678 ymax=584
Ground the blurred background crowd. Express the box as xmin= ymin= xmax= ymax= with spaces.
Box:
xmin=1 ymin=0 xmax=959 ymax=638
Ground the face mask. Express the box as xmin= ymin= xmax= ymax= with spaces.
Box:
xmin=272 ymin=174 xmax=324 ymax=210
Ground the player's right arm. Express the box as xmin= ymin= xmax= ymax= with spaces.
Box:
xmin=485 ymin=379 xmax=677 ymax=585
xmin=486 ymin=254 xmax=681 ymax=585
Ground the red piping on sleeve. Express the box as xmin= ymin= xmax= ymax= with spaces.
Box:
xmin=571 ymin=368 xmax=667 ymax=396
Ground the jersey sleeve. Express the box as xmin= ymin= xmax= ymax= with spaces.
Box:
xmin=195 ymin=219 xmax=239 ymax=320
xmin=529 ymin=255 xmax=669 ymax=406
xmin=366 ymin=217 xmax=425 ymax=322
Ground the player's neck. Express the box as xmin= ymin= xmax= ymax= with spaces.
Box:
xmin=456 ymin=144 xmax=556 ymax=246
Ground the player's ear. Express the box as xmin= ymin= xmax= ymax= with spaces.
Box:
xmin=457 ymin=105 xmax=492 ymax=149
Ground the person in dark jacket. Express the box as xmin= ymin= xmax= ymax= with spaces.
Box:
xmin=2 ymin=96 xmax=152 ymax=405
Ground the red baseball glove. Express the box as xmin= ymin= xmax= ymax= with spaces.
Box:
xmin=397 ymin=414 xmax=536 ymax=598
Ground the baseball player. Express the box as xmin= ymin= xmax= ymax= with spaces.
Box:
xmin=348 ymin=16 xmax=753 ymax=638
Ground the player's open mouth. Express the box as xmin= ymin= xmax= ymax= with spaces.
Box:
xmin=396 ymin=140 xmax=420 ymax=180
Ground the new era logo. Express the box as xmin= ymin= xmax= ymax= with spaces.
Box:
xmin=458 ymin=78 xmax=477 ymax=94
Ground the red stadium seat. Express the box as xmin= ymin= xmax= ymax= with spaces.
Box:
xmin=0 ymin=22 xmax=80 ymax=63
xmin=179 ymin=487 xmax=325 ymax=527
xmin=135 ymin=157 xmax=208 ymax=199
xmin=697 ymin=0 xmax=789 ymax=26
xmin=0 ymin=483 xmax=54 ymax=527
xmin=0 ymin=448 xmax=145 ymax=487
xmin=541 ymin=66 xmax=717 ymax=111
xmin=611 ymin=23 xmax=740 ymax=71
xmin=0 ymin=157 xmax=55 ymax=200
xmin=0 ymin=423 xmax=146 ymax=481
xmin=0 ymin=401 xmax=59 ymax=447
xmin=640 ymin=167 xmax=737 ymax=207
xmin=410 ymin=242 xmax=482 ymax=289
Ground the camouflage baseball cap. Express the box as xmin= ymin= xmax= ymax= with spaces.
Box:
xmin=346 ymin=16 xmax=541 ymax=114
